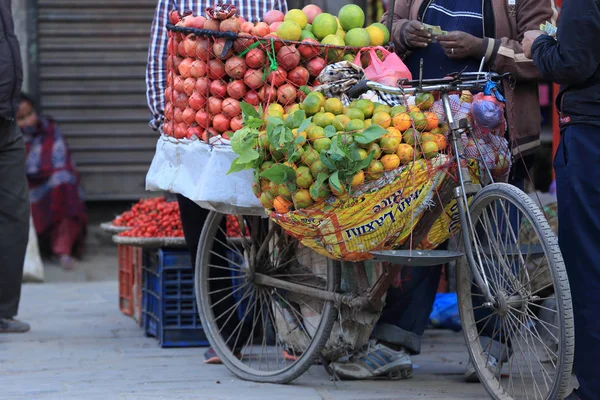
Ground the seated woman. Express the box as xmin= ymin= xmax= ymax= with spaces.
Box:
xmin=16 ymin=93 xmax=87 ymax=270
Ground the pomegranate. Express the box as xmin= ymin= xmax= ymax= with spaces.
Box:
xmin=302 ymin=5 xmax=322 ymax=23
xmin=174 ymin=122 xmax=187 ymax=139
xmin=174 ymin=92 xmax=189 ymax=111
xmin=245 ymin=48 xmax=266 ymax=69
xmin=287 ymin=66 xmax=310 ymax=87
xmin=277 ymin=45 xmax=301 ymax=71
xmin=231 ymin=115 xmax=244 ymax=131
xmin=174 ymin=107 xmax=184 ymax=123
xmin=225 ymin=56 xmax=247 ymax=79
xmin=169 ymin=10 xmax=180 ymax=24
xmin=177 ymin=40 xmax=187 ymax=58
xmin=207 ymin=59 xmax=226 ymax=80
xmin=166 ymin=72 xmax=173 ymax=87
xmin=204 ymin=18 xmax=220 ymax=31
xmin=267 ymin=66 xmax=287 ymax=86
xmin=306 ymin=57 xmax=327 ymax=77
xmin=251 ymin=22 xmax=270 ymax=37
xmin=297 ymin=89 xmax=308 ymax=102
xmin=183 ymin=77 xmax=196 ymax=96
xmin=195 ymin=77 xmax=210 ymax=96
xmin=187 ymin=16 xmax=206 ymax=29
xmin=240 ymin=21 xmax=254 ymax=33
xmin=222 ymin=132 xmax=232 ymax=140
xmin=165 ymin=87 xmax=173 ymax=103
xmin=222 ymin=98 xmax=241 ymax=118
xmin=244 ymin=91 xmax=260 ymax=106
xmin=194 ymin=38 xmax=211 ymax=60
xmin=182 ymin=107 xmax=196 ymax=125
xmin=165 ymin=102 xmax=174 ymax=120
xmin=166 ymin=56 xmax=174 ymax=72
xmin=183 ymin=35 xmax=197 ymax=57
xmin=206 ymin=127 xmax=218 ymax=141
xmin=243 ymin=68 xmax=264 ymax=90
xmin=187 ymin=126 xmax=203 ymax=139
xmin=299 ymin=38 xmax=321 ymax=59
xmin=264 ymin=10 xmax=284 ymax=25
xmin=220 ymin=17 xmax=240 ymax=33
xmin=213 ymin=114 xmax=231 ymax=133
xmin=210 ymin=80 xmax=228 ymax=98
xmin=163 ymin=121 xmax=173 ymax=136
xmin=174 ymin=57 xmax=184 ymax=71
xmin=227 ymin=80 xmax=248 ymax=99
xmin=168 ymin=37 xmax=176 ymax=55
xmin=213 ymin=38 xmax=233 ymax=60
xmin=259 ymin=85 xmax=277 ymax=102
xmin=208 ymin=97 xmax=223 ymax=114
xmin=178 ymin=58 xmax=194 ymax=78
xmin=188 ymin=92 xmax=207 ymax=110
xmin=173 ymin=75 xmax=184 ymax=92
xmin=195 ymin=110 xmax=210 ymax=128
xmin=190 ymin=60 xmax=207 ymax=77
xmin=264 ymin=33 xmax=283 ymax=51
xmin=277 ymin=84 xmax=297 ymax=105
xmin=269 ymin=22 xmax=282 ymax=32
xmin=233 ymin=35 xmax=255 ymax=53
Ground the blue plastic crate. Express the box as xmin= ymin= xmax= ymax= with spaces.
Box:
xmin=142 ymin=248 xmax=209 ymax=348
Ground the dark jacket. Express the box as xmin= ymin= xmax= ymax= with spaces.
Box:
xmin=0 ymin=0 xmax=23 ymax=121
xmin=382 ymin=0 xmax=559 ymax=158
xmin=532 ymin=0 xmax=600 ymax=128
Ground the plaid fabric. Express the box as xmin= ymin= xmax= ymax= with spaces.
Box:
xmin=146 ymin=0 xmax=288 ymax=131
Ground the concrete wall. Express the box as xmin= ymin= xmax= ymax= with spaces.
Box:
xmin=11 ymin=0 xmax=30 ymax=95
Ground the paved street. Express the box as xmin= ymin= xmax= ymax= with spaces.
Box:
xmin=1 ymin=281 xmax=492 ymax=400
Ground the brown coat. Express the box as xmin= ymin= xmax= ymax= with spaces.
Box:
xmin=381 ymin=0 xmax=559 ymax=158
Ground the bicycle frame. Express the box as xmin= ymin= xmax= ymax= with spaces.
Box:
xmin=254 ymin=73 xmax=508 ymax=313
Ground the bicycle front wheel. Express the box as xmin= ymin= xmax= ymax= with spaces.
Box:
xmin=457 ymin=183 xmax=574 ymax=400
xmin=195 ymin=211 xmax=339 ymax=384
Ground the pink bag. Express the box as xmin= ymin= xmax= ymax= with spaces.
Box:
xmin=354 ymin=46 xmax=412 ymax=87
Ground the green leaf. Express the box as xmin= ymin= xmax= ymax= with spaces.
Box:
xmin=310 ymin=172 xmax=329 ymax=199
xmin=230 ymin=128 xmax=257 ymax=155
xmin=241 ymin=102 xmax=260 ymax=120
xmin=328 ymin=135 xmax=346 ymax=158
xmin=329 ymin=171 xmax=342 ymax=193
xmin=325 ymin=125 xmax=337 ymax=138
xmin=259 ymin=164 xmax=296 ymax=184
xmin=297 ymin=117 xmax=312 ymax=134
xmin=267 ymin=116 xmax=284 ymax=126
xmin=237 ymin=148 xmax=260 ymax=164
xmin=227 ymin=157 xmax=251 ymax=174
xmin=291 ymin=110 xmax=306 ymax=129
xmin=299 ymin=86 xmax=311 ymax=95
xmin=348 ymin=143 xmax=362 ymax=162
xmin=319 ymin=152 xmax=337 ymax=170
xmin=246 ymin=117 xmax=264 ymax=129
xmin=294 ymin=136 xmax=306 ymax=145
xmin=357 ymin=151 xmax=375 ymax=170
xmin=354 ymin=124 xmax=387 ymax=145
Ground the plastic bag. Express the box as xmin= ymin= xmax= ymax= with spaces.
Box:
xmin=354 ymin=46 xmax=412 ymax=87
xmin=23 ymin=214 xmax=44 ymax=282
xmin=429 ymin=292 xmax=460 ymax=331
xmin=471 ymin=92 xmax=505 ymax=133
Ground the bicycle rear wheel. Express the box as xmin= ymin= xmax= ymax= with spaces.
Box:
xmin=195 ymin=211 xmax=339 ymax=384
xmin=457 ymin=183 xmax=574 ymax=400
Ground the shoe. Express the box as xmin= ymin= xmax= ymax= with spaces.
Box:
xmin=464 ymin=352 xmax=501 ymax=383
xmin=329 ymin=341 xmax=413 ymax=380
xmin=0 ymin=318 xmax=30 ymax=333
xmin=59 ymin=255 xmax=77 ymax=270
xmin=203 ymin=347 xmax=241 ymax=364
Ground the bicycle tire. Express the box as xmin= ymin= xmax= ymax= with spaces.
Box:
xmin=195 ymin=211 xmax=340 ymax=384
xmin=456 ymin=183 xmax=574 ymax=400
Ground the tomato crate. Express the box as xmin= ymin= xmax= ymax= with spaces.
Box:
xmin=142 ymin=248 xmax=209 ymax=348
xmin=117 ymin=245 xmax=142 ymax=317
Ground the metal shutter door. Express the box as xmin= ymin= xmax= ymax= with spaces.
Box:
xmin=37 ymin=0 xmax=158 ymax=200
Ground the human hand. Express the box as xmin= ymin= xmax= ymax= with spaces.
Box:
xmin=437 ymin=31 xmax=484 ymax=59
xmin=401 ymin=20 xmax=432 ymax=49
xmin=523 ymin=30 xmax=546 ymax=59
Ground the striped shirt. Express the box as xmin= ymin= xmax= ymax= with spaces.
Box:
xmin=145 ymin=0 xmax=288 ymax=131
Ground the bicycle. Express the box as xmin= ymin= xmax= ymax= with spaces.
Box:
xmin=193 ymin=71 xmax=574 ymax=400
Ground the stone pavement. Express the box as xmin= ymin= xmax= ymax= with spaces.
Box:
xmin=1 ymin=281 xmax=491 ymax=400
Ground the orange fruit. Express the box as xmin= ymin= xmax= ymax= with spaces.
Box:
xmin=351 ymin=170 xmax=365 ymax=187
xmin=409 ymin=105 xmax=420 ymax=113
xmin=392 ymin=112 xmax=412 ymax=132
xmin=421 ymin=132 xmax=435 ymax=142
xmin=386 ymin=126 xmax=402 ymax=140
xmin=292 ymin=188 xmax=314 ymax=209
xmin=433 ymin=133 xmax=447 ymax=150
xmin=422 ymin=141 xmax=439 ymax=159
xmin=410 ymin=111 xmax=428 ymax=131
xmin=273 ymin=196 xmax=293 ymax=213
xmin=424 ymin=112 xmax=439 ymax=131
xmin=380 ymin=136 xmax=400 ymax=154
xmin=366 ymin=160 xmax=384 ymax=180
xmin=381 ymin=154 xmax=400 ymax=171
xmin=415 ymin=92 xmax=435 ymax=110
xmin=396 ymin=143 xmax=414 ymax=164
xmin=372 ymin=112 xmax=391 ymax=128
xmin=329 ymin=181 xmax=347 ymax=196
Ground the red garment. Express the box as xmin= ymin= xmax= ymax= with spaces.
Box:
xmin=50 ymin=218 xmax=84 ymax=256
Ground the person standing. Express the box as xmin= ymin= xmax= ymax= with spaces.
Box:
xmin=331 ymin=0 xmax=558 ymax=381
xmin=523 ymin=1 xmax=600 ymax=398
xmin=0 ymin=0 xmax=31 ymax=333
xmin=146 ymin=0 xmax=287 ymax=363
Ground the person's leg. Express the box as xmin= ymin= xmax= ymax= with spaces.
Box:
xmin=176 ymin=194 xmax=244 ymax=360
xmin=554 ymin=125 xmax=600 ymax=400
xmin=0 ymin=120 xmax=30 ymax=331
xmin=50 ymin=218 xmax=83 ymax=270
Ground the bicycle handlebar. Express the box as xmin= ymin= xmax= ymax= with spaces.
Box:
xmin=347 ymin=72 xmax=511 ymax=99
